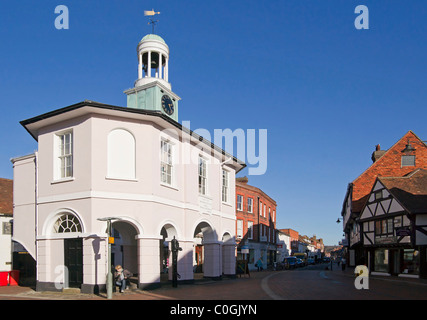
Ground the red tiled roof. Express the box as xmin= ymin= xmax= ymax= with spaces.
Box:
xmin=350 ymin=131 xmax=427 ymax=213
xmin=379 ymin=169 xmax=427 ymax=214
xmin=0 ymin=178 xmax=13 ymax=215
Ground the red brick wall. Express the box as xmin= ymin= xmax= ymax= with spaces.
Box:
xmin=236 ymin=182 xmax=277 ymax=244
xmin=353 ymin=131 xmax=427 ymax=201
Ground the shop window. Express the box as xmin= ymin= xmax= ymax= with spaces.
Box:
xmin=374 ymin=249 xmax=389 ymax=273
xmin=401 ymin=249 xmax=420 ymax=275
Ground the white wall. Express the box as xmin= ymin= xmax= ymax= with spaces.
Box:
xmin=0 ymin=215 xmax=12 ymax=271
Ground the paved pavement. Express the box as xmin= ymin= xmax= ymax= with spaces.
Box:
xmin=1 ymin=263 xmax=426 ymax=301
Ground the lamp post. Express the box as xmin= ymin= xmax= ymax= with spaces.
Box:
xmin=97 ymin=217 xmax=122 ymax=299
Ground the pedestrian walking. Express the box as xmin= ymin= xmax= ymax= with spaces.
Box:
xmin=341 ymin=257 xmax=346 ymax=271
xmin=255 ymin=258 xmax=263 ymax=271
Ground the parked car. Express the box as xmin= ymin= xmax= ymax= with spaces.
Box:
xmin=323 ymin=257 xmax=331 ymax=263
xmin=296 ymin=258 xmax=304 ymax=268
xmin=307 ymin=257 xmax=315 ymax=265
xmin=282 ymin=256 xmax=297 ymax=269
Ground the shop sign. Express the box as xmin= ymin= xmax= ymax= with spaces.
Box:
xmin=375 ymin=237 xmax=396 ymax=244
xmin=395 ymin=226 xmax=411 ymax=237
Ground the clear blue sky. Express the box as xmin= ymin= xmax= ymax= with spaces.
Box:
xmin=1 ymin=1 xmax=426 ymax=245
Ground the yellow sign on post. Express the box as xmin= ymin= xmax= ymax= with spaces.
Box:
xmin=109 ymin=237 xmax=115 ymax=244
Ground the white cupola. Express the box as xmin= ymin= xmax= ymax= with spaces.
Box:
xmin=135 ymin=34 xmax=171 ymax=90
xmin=124 ymin=33 xmax=181 ymax=122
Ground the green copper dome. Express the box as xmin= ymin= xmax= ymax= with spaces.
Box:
xmin=140 ymin=34 xmax=166 ymax=44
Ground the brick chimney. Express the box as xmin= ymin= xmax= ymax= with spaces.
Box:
xmin=371 ymin=144 xmax=386 ymax=163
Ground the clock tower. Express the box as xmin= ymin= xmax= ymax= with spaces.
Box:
xmin=124 ymin=34 xmax=181 ymax=122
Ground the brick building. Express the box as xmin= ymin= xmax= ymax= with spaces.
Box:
xmin=0 ymin=178 xmax=13 ymax=272
xmin=235 ymin=177 xmax=277 ymax=271
xmin=280 ymin=228 xmax=299 ymax=254
xmin=341 ymin=131 xmax=427 ymax=267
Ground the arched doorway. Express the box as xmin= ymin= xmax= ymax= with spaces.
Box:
xmin=159 ymin=223 xmax=178 ymax=282
xmin=193 ymin=221 xmax=220 ymax=279
xmin=111 ymin=221 xmax=139 ymax=286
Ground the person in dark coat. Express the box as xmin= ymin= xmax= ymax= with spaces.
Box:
xmin=114 ymin=265 xmax=133 ymax=293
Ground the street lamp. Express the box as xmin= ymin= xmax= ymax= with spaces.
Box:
xmin=336 ymin=218 xmax=341 ymax=224
xmin=401 ymin=139 xmax=416 ymax=154
xmin=97 ymin=217 xmax=122 ymax=299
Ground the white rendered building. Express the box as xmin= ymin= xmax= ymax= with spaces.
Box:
xmin=12 ymin=33 xmax=245 ymax=293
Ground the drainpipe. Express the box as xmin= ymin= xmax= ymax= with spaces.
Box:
xmin=34 ymin=152 xmax=39 ymax=285
xmin=257 ymin=196 xmax=260 ymax=243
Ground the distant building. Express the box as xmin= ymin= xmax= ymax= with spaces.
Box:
xmin=280 ymin=228 xmax=299 ymax=255
xmin=235 ymin=177 xmax=277 ymax=271
xmin=276 ymin=230 xmax=291 ymax=261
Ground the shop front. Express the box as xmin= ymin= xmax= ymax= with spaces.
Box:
xmin=368 ymin=246 xmax=421 ymax=278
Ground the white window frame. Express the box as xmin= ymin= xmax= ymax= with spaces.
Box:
xmin=237 ymin=195 xmax=243 ymax=211
xmin=222 ymin=169 xmax=229 ymax=203
xmin=160 ymin=139 xmax=174 ymax=186
xmin=247 ymin=197 xmax=253 ymax=213
xmin=54 ymin=130 xmax=73 ymax=181
xmin=237 ymin=219 xmax=243 ymax=239
xmin=247 ymin=221 xmax=253 ymax=240
xmin=198 ymin=156 xmax=208 ymax=195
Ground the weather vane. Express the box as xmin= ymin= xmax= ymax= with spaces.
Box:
xmin=144 ymin=9 xmax=161 ymax=34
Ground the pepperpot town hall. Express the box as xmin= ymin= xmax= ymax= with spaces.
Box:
xmin=11 ymin=32 xmax=246 ymax=293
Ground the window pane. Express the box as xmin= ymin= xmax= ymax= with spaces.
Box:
xmin=402 ymin=155 xmax=415 ymax=166
xmin=198 ymin=158 xmax=207 ymax=195
xmin=160 ymin=141 xmax=173 ymax=185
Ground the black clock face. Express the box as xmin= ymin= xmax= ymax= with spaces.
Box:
xmin=162 ymin=95 xmax=174 ymax=116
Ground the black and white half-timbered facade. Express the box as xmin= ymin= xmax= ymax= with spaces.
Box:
xmin=359 ymin=169 xmax=427 ymax=278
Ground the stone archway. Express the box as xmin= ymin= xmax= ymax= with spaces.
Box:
xmin=160 ymin=223 xmax=178 ymax=282
xmin=193 ymin=221 xmax=221 ymax=279
xmin=111 ymin=221 xmax=139 ymax=285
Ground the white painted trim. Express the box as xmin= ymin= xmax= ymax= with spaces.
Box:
xmin=42 ymin=208 xmax=86 ymax=236
xmin=37 ymin=191 xmax=237 ymax=221
xmin=37 ymin=233 xmax=100 ymax=240
xmin=51 ymin=177 xmax=75 ymax=185
xmin=398 ymin=274 xmax=419 ymax=279
xmin=105 ymin=176 xmax=139 ymax=182
xmin=136 ymin=235 xmax=163 ymax=240
xmin=371 ymin=272 xmax=391 ymax=276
